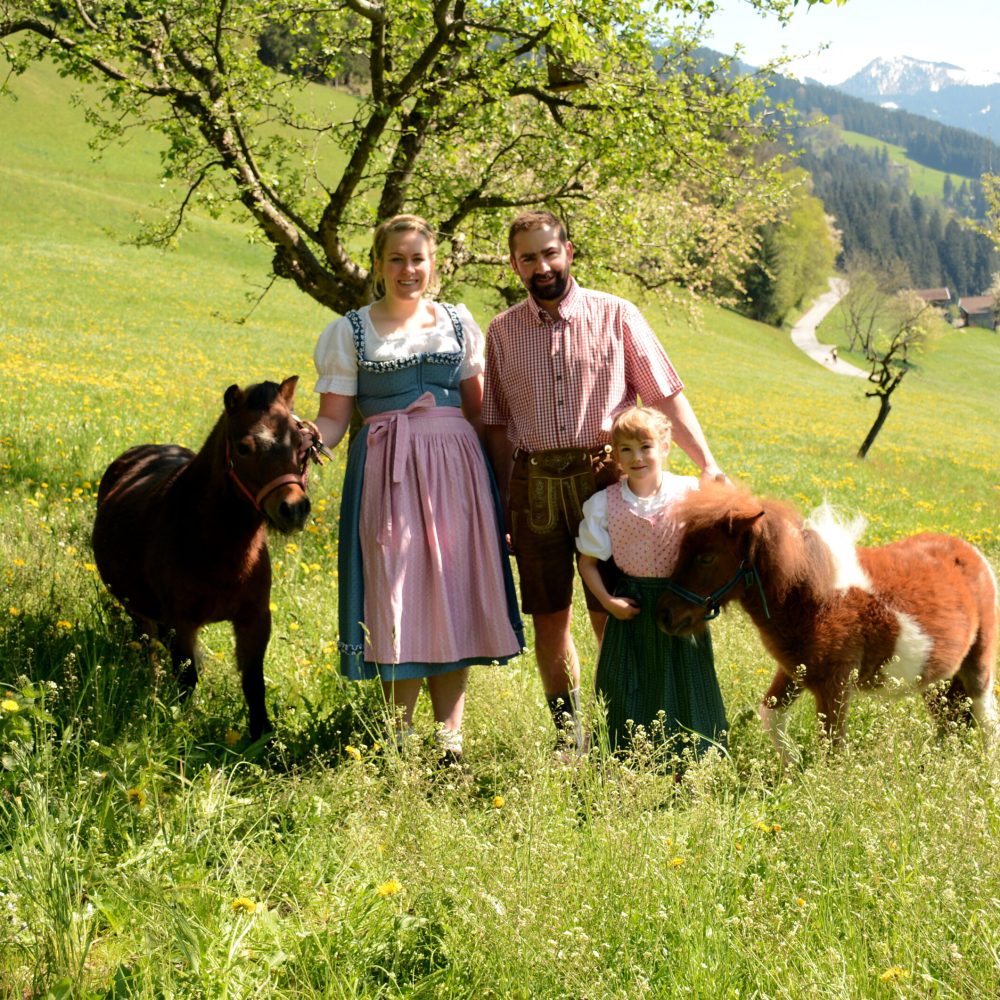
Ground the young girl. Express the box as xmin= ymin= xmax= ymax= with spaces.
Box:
xmin=305 ymin=214 xmax=524 ymax=765
xmin=577 ymin=406 xmax=727 ymax=758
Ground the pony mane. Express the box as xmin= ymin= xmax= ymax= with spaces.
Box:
xmin=678 ymin=484 xmax=838 ymax=603
xmin=802 ymin=503 xmax=870 ymax=592
xmin=243 ymin=380 xmax=284 ymax=410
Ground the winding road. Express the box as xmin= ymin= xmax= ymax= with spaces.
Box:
xmin=790 ymin=277 xmax=867 ymax=379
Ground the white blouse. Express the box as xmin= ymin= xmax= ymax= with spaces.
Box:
xmin=576 ymin=473 xmax=698 ymax=561
xmin=313 ymin=302 xmax=485 ymax=396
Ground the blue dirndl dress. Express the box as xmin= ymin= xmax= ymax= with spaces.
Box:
xmin=336 ymin=305 xmax=524 ymax=680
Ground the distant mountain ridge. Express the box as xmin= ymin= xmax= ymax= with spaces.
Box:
xmin=835 ymin=56 xmax=1000 ymax=140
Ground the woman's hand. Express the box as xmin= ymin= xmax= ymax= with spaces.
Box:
xmin=293 ymin=416 xmax=331 ymax=465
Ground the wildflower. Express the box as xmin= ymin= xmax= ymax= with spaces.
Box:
xmin=1 ymin=699 xmax=19 ymax=714
xmin=376 ymin=879 xmax=403 ymax=898
xmin=126 ymin=787 xmax=147 ymax=809
xmin=879 ymin=966 xmax=908 ymax=983
xmin=8 ymin=607 xmax=20 ymax=617
xmin=12 ymin=558 xmax=24 ymax=567
xmin=796 ymin=898 xmax=806 ymax=907
xmin=269 ymin=601 xmax=278 ymax=612
xmin=492 ymin=795 xmax=505 ymax=809
xmin=344 ymin=745 xmax=362 ymax=761
xmin=668 ymin=857 xmax=685 ymax=868
xmin=56 ymin=620 xmax=72 ymax=630
xmin=231 ymin=897 xmax=257 ymax=914
xmin=84 ymin=562 xmax=97 ymax=572
xmin=224 ymin=729 xmax=241 ymax=748
xmin=755 ymin=820 xmax=781 ymax=834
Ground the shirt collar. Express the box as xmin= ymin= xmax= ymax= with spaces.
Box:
xmin=621 ymin=474 xmax=668 ymax=506
xmin=530 ymin=276 xmax=581 ymax=323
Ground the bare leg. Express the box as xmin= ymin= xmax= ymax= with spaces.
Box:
xmin=588 ymin=609 xmax=608 ymax=650
xmin=426 ymin=668 xmax=468 ymax=731
xmin=427 ymin=668 xmax=468 ymax=763
xmin=382 ymin=677 xmax=422 ymax=745
xmin=533 ymin=609 xmax=586 ymax=751
xmin=533 ymin=608 xmax=579 ymax=694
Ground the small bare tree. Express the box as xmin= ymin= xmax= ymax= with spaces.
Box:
xmin=840 ymin=253 xmax=910 ymax=355
xmin=857 ymin=290 xmax=929 ymax=459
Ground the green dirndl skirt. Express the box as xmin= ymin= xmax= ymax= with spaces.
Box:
xmin=595 ymin=575 xmax=728 ymax=758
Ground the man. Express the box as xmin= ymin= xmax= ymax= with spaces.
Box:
xmin=483 ymin=211 xmax=726 ymax=753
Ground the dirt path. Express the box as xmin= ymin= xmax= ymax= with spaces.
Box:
xmin=790 ymin=277 xmax=867 ymax=379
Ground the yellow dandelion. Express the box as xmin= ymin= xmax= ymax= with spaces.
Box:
xmin=492 ymin=795 xmax=505 ymax=809
xmin=880 ymin=966 xmax=908 ymax=983
xmin=126 ymin=787 xmax=147 ymax=809
xmin=231 ymin=897 xmax=257 ymax=914
xmin=796 ymin=897 xmax=806 ymax=907
xmin=224 ymin=729 xmax=241 ymax=748
xmin=84 ymin=562 xmax=97 ymax=572
xmin=1 ymin=699 xmax=20 ymax=714
xmin=8 ymin=607 xmax=20 ymax=617
xmin=376 ymin=879 xmax=403 ymax=898
xmin=12 ymin=558 xmax=25 ymax=567
xmin=668 ymin=857 xmax=685 ymax=868
xmin=269 ymin=601 xmax=278 ymax=612
xmin=344 ymin=745 xmax=362 ymax=761
xmin=56 ymin=620 xmax=72 ymax=630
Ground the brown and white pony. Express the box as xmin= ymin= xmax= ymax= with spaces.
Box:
xmin=91 ymin=376 xmax=312 ymax=740
xmin=655 ymin=484 xmax=998 ymax=764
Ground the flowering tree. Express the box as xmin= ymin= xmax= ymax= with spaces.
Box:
xmin=1 ymin=0 xmax=831 ymax=313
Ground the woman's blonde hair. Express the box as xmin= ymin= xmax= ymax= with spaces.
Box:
xmin=610 ymin=406 xmax=672 ymax=448
xmin=371 ymin=214 xmax=437 ymax=298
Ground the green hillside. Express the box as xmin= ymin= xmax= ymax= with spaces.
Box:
xmin=3 ymin=57 xmax=1000 ymax=999
xmin=839 ymin=128 xmax=959 ymax=201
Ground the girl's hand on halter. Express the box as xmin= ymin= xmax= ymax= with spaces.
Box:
xmin=604 ymin=595 xmax=641 ymax=621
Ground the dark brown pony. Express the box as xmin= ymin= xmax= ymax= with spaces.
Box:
xmin=92 ymin=376 xmax=312 ymax=740
xmin=655 ymin=484 xmax=998 ymax=764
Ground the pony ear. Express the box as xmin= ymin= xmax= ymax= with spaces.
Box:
xmin=727 ymin=508 xmax=765 ymax=537
xmin=278 ymin=375 xmax=299 ymax=404
xmin=223 ymin=384 xmax=243 ymax=414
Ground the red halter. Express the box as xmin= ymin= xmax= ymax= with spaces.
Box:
xmin=225 ymin=438 xmax=308 ymax=513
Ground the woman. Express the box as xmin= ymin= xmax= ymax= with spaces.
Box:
xmin=307 ymin=215 xmax=524 ymax=766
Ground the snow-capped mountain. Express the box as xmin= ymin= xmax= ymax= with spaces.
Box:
xmin=836 ymin=56 xmax=1000 ymax=138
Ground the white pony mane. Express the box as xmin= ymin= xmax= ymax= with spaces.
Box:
xmin=803 ymin=502 xmax=872 ymax=593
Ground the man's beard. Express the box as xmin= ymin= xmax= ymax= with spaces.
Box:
xmin=528 ymin=269 xmax=569 ymax=301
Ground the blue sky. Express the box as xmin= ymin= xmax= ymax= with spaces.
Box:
xmin=702 ymin=0 xmax=997 ymax=85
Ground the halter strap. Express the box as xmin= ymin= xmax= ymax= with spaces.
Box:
xmin=661 ymin=559 xmax=770 ymax=621
xmin=225 ymin=438 xmax=308 ymax=513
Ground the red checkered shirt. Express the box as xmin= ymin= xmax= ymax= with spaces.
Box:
xmin=483 ymin=279 xmax=684 ymax=451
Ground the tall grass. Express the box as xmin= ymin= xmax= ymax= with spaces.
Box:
xmin=2 ymin=60 xmax=1000 ymax=998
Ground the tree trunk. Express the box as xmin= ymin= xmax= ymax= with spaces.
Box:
xmin=857 ymin=395 xmax=892 ymax=459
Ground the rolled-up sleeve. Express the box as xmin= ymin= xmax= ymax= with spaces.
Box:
xmin=313 ymin=316 xmax=358 ymax=396
xmin=576 ymin=489 xmax=612 ymax=560
xmin=621 ymin=300 xmax=684 ymax=403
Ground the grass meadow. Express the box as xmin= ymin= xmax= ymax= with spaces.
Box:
xmin=3 ymin=61 xmax=1000 ymax=999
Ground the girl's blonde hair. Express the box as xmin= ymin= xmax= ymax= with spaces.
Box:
xmin=371 ymin=214 xmax=437 ymax=298
xmin=611 ymin=406 xmax=672 ymax=447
